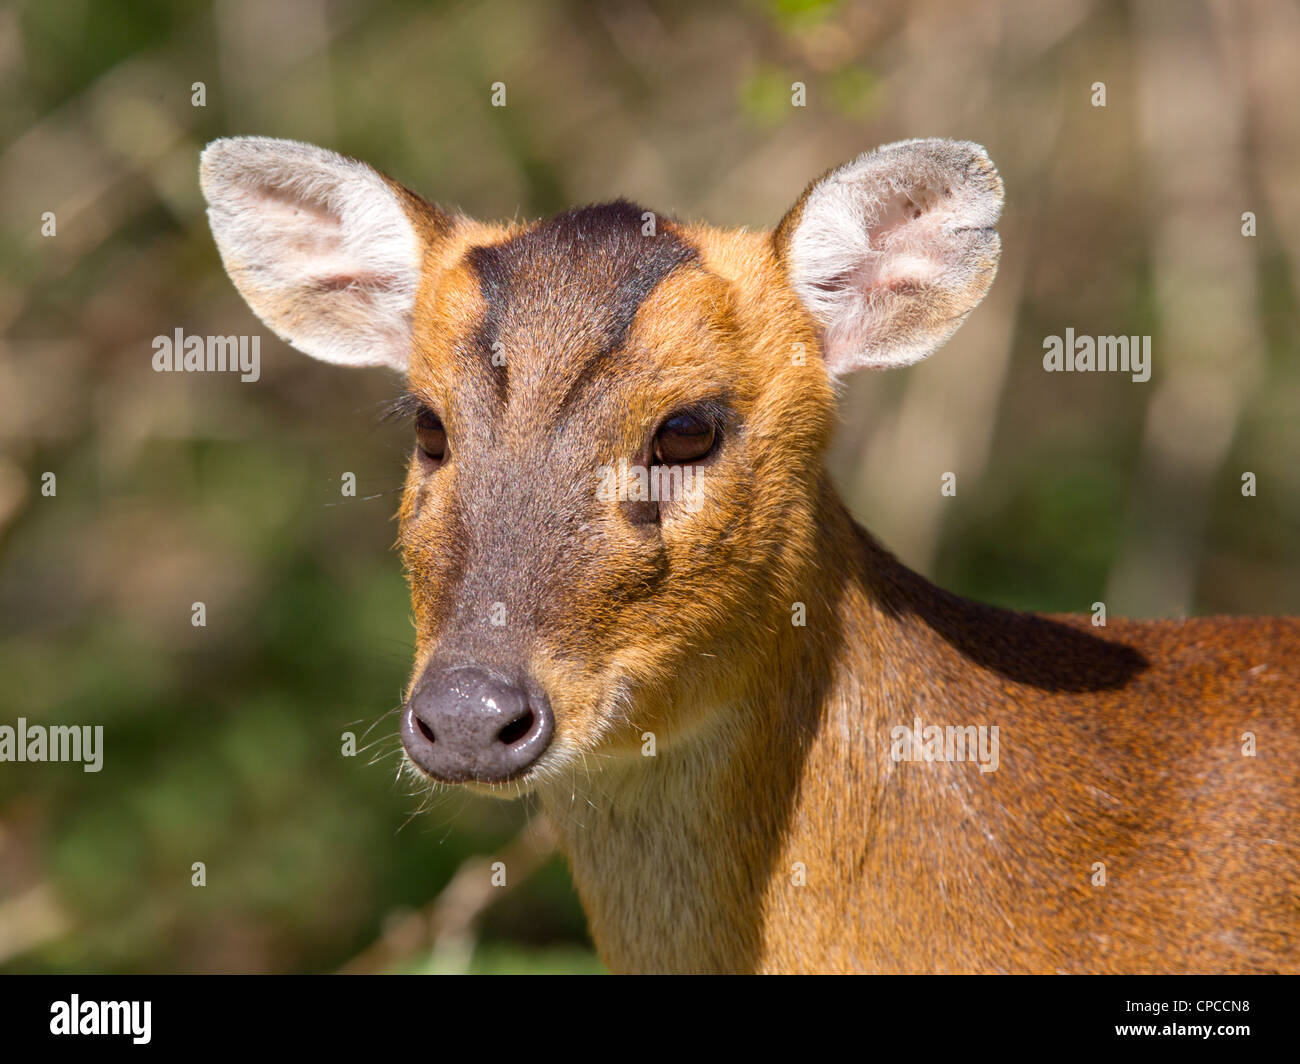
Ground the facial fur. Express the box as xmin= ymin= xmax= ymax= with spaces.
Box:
xmin=199 ymin=135 xmax=1002 ymax=796
xmin=395 ymin=205 xmax=836 ymax=792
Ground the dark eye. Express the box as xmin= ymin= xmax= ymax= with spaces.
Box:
xmin=654 ymin=412 xmax=716 ymax=464
xmin=415 ymin=409 xmax=447 ymax=463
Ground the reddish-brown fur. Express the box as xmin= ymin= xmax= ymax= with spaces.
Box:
xmin=202 ymin=138 xmax=1300 ymax=974
xmin=399 ymin=222 xmax=1299 ymax=974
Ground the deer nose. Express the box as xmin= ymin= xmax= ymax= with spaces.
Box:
xmin=401 ymin=668 xmax=554 ymax=783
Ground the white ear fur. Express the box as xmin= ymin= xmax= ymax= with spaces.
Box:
xmin=781 ymin=138 xmax=1003 ymax=377
xmin=200 ymin=137 xmax=423 ymax=371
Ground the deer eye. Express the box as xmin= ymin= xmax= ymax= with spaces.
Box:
xmin=415 ymin=409 xmax=447 ymax=463
xmin=654 ymin=412 xmax=716 ymax=464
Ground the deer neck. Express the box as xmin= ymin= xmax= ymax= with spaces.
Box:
xmin=537 ymin=495 xmax=916 ymax=972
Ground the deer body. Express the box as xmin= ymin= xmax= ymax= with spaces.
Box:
xmin=550 ymin=513 xmax=1300 ymax=973
xmin=201 ymin=137 xmax=1300 ymax=973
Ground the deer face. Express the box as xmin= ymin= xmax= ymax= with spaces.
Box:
xmin=201 ymin=137 xmax=1001 ymax=794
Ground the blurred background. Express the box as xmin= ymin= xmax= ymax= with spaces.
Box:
xmin=1 ymin=0 xmax=1297 ymax=974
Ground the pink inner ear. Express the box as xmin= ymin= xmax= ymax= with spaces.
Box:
xmin=781 ymin=139 xmax=1003 ymax=375
xmin=251 ymin=180 xmax=337 ymax=221
xmin=249 ymin=183 xmax=345 ymax=260
xmin=311 ymin=271 xmax=407 ymax=295
xmin=849 ymin=253 xmax=944 ymax=297
xmin=202 ymin=138 xmax=423 ymax=369
xmin=868 ymin=184 xmax=964 ymax=269
xmin=870 ymin=187 xmax=933 ymax=239
xmin=801 ymin=178 xmax=965 ymax=304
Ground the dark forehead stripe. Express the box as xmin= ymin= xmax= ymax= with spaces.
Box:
xmin=464 ymin=200 xmax=698 ymax=369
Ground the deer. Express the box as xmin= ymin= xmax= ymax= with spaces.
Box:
xmin=200 ymin=136 xmax=1300 ymax=974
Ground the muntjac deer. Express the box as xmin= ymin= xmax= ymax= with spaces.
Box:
xmin=201 ymin=136 xmax=1300 ymax=974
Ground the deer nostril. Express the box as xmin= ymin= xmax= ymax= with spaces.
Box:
xmin=401 ymin=669 xmax=554 ymax=784
xmin=497 ymin=709 xmax=535 ymax=746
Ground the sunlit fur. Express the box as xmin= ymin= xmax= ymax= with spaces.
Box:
xmin=204 ymin=138 xmax=1300 ymax=974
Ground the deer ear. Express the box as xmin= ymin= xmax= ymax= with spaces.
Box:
xmin=775 ymin=138 xmax=1003 ymax=377
xmin=200 ymin=137 xmax=451 ymax=372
